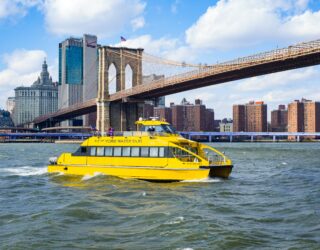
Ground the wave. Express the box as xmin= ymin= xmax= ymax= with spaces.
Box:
xmin=81 ymin=172 xmax=103 ymax=181
xmin=0 ymin=166 xmax=47 ymax=176
xmin=165 ymin=216 xmax=184 ymax=225
xmin=181 ymin=177 xmax=221 ymax=183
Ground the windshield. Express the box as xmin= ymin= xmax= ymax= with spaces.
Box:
xmin=140 ymin=124 xmax=177 ymax=134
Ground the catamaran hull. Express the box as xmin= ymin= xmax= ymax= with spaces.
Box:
xmin=48 ymin=164 xmax=214 ymax=182
xmin=208 ymin=165 xmax=233 ymax=178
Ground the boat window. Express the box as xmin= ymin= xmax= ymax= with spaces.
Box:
xmin=72 ymin=146 xmax=88 ymax=156
xmin=141 ymin=147 xmax=149 ymax=157
xmin=122 ymin=147 xmax=131 ymax=157
xmin=105 ymin=147 xmax=113 ymax=156
xmin=131 ymin=147 xmax=140 ymax=157
xmin=159 ymin=147 xmax=165 ymax=157
xmin=150 ymin=147 xmax=158 ymax=157
xmin=114 ymin=147 xmax=122 ymax=157
xmin=161 ymin=124 xmax=176 ymax=134
xmin=90 ymin=147 xmax=97 ymax=156
xmin=96 ymin=147 xmax=104 ymax=156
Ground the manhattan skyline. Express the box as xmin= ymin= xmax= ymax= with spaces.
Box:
xmin=1 ymin=0 xmax=320 ymax=118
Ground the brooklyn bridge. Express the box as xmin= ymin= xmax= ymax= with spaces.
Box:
xmin=33 ymin=39 xmax=320 ymax=131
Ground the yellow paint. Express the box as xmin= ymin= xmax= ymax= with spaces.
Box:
xmin=48 ymin=120 xmax=233 ymax=181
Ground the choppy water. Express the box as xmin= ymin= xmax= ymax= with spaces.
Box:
xmin=0 ymin=143 xmax=319 ymax=249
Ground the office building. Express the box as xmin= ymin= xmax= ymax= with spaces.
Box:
xmin=59 ymin=34 xmax=98 ymax=126
xmin=13 ymin=60 xmax=58 ymax=126
xmin=220 ymin=118 xmax=233 ymax=132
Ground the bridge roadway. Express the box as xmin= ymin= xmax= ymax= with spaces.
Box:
xmin=33 ymin=39 xmax=320 ymax=125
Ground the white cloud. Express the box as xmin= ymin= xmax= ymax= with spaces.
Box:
xmin=116 ymin=35 xmax=177 ymax=54
xmin=0 ymin=0 xmax=41 ymax=19
xmin=235 ymin=67 xmax=318 ymax=92
xmin=171 ymin=0 xmax=180 ymax=14
xmin=185 ymin=0 xmax=320 ymax=49
xmin=115 ymin=35 xmax=200 ymax=63
xmin=0 ymin=49 xmax=49 ymax=109
xmin=42 ymin=0 xmax=146 ymax=37
xmin=131 ymin=17 xmax=145 ymax=31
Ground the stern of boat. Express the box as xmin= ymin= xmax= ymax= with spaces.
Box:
xmin=208 ymin=165 xmax=233 ymax=178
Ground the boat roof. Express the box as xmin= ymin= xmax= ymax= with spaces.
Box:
xmin=135 ymin=119 xmax=170 ymax=126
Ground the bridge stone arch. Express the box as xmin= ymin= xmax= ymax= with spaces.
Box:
xmin=97 ymin=46 xmax=144 ymax=132
xmin=108 ymin=63 xmax=117 ymax=94
xmin=125 ymin=64 xmax=133 ymax=89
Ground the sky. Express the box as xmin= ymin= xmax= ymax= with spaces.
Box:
xmin=1 ymin=0 xmax=320 ymax=119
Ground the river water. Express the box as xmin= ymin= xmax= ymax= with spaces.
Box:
xmin=0 ymin=143 xmax=319 ymax=249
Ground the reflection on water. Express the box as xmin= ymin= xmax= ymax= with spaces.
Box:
xmin=0 ymin=143 xmax=319 ymax=249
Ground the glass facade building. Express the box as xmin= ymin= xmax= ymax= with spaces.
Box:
xmin=66 ymin=46 xmax=83 ymax=84
xmin=58 ymin=35 xmax=98 ymax=126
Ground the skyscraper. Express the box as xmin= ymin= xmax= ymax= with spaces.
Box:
xmin=59 ymin=34 xmax=98 ymax=126
xmin=13 ymin=60 xmax=58 ymax=126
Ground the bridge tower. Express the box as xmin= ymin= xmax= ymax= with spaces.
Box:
xmin=96 ymin=46 xmax=144 ymax=132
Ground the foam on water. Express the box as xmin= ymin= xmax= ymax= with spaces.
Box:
xmin=181 ymin=177 xmax=221 ymax=183
xmin=81 ymin=172 xmax=103 ymax=181
xmin=0 ymin=166 xmax=47 ymax=176
xmin=165 ymin=216 xmax=184 ymax=225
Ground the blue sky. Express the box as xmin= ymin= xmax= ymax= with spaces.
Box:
xmin=1 ymin=0 xmax=320 ymax=119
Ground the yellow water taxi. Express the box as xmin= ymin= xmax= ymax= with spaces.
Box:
xmin=48 ymin=119 xmax=233 ymax=182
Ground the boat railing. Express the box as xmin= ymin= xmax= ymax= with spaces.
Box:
xmin=173 ymin=154 xmax=198 ymax=163
xmin=208 ymin=155 xmax=226 ymax=166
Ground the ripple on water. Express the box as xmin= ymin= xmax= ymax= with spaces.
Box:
xmin=0 ymin=143 xmax=320 ymax=249
xmin=0 ymin=166 xmax=47 ymax=176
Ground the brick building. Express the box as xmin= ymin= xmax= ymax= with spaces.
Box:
xmin=169 ymin=98 xmax=214 ymax=131
xmin=271 ymin=105 xmax=288 ymax=132
xmin=233 ymin=101 xmax=267 ymax=132
xmin=288 ymin=99 xmax=320 ymax=139
xmin=233 ymin=105 xmax=246 ymax=132
xmin=154 ymin=106 xmax=172 ymax=124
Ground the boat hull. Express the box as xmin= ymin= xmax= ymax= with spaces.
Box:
xmin=208 ymin=165 xmax=233 ymax=178
xmin=48 ymin=164 xmax=212 ymax=182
